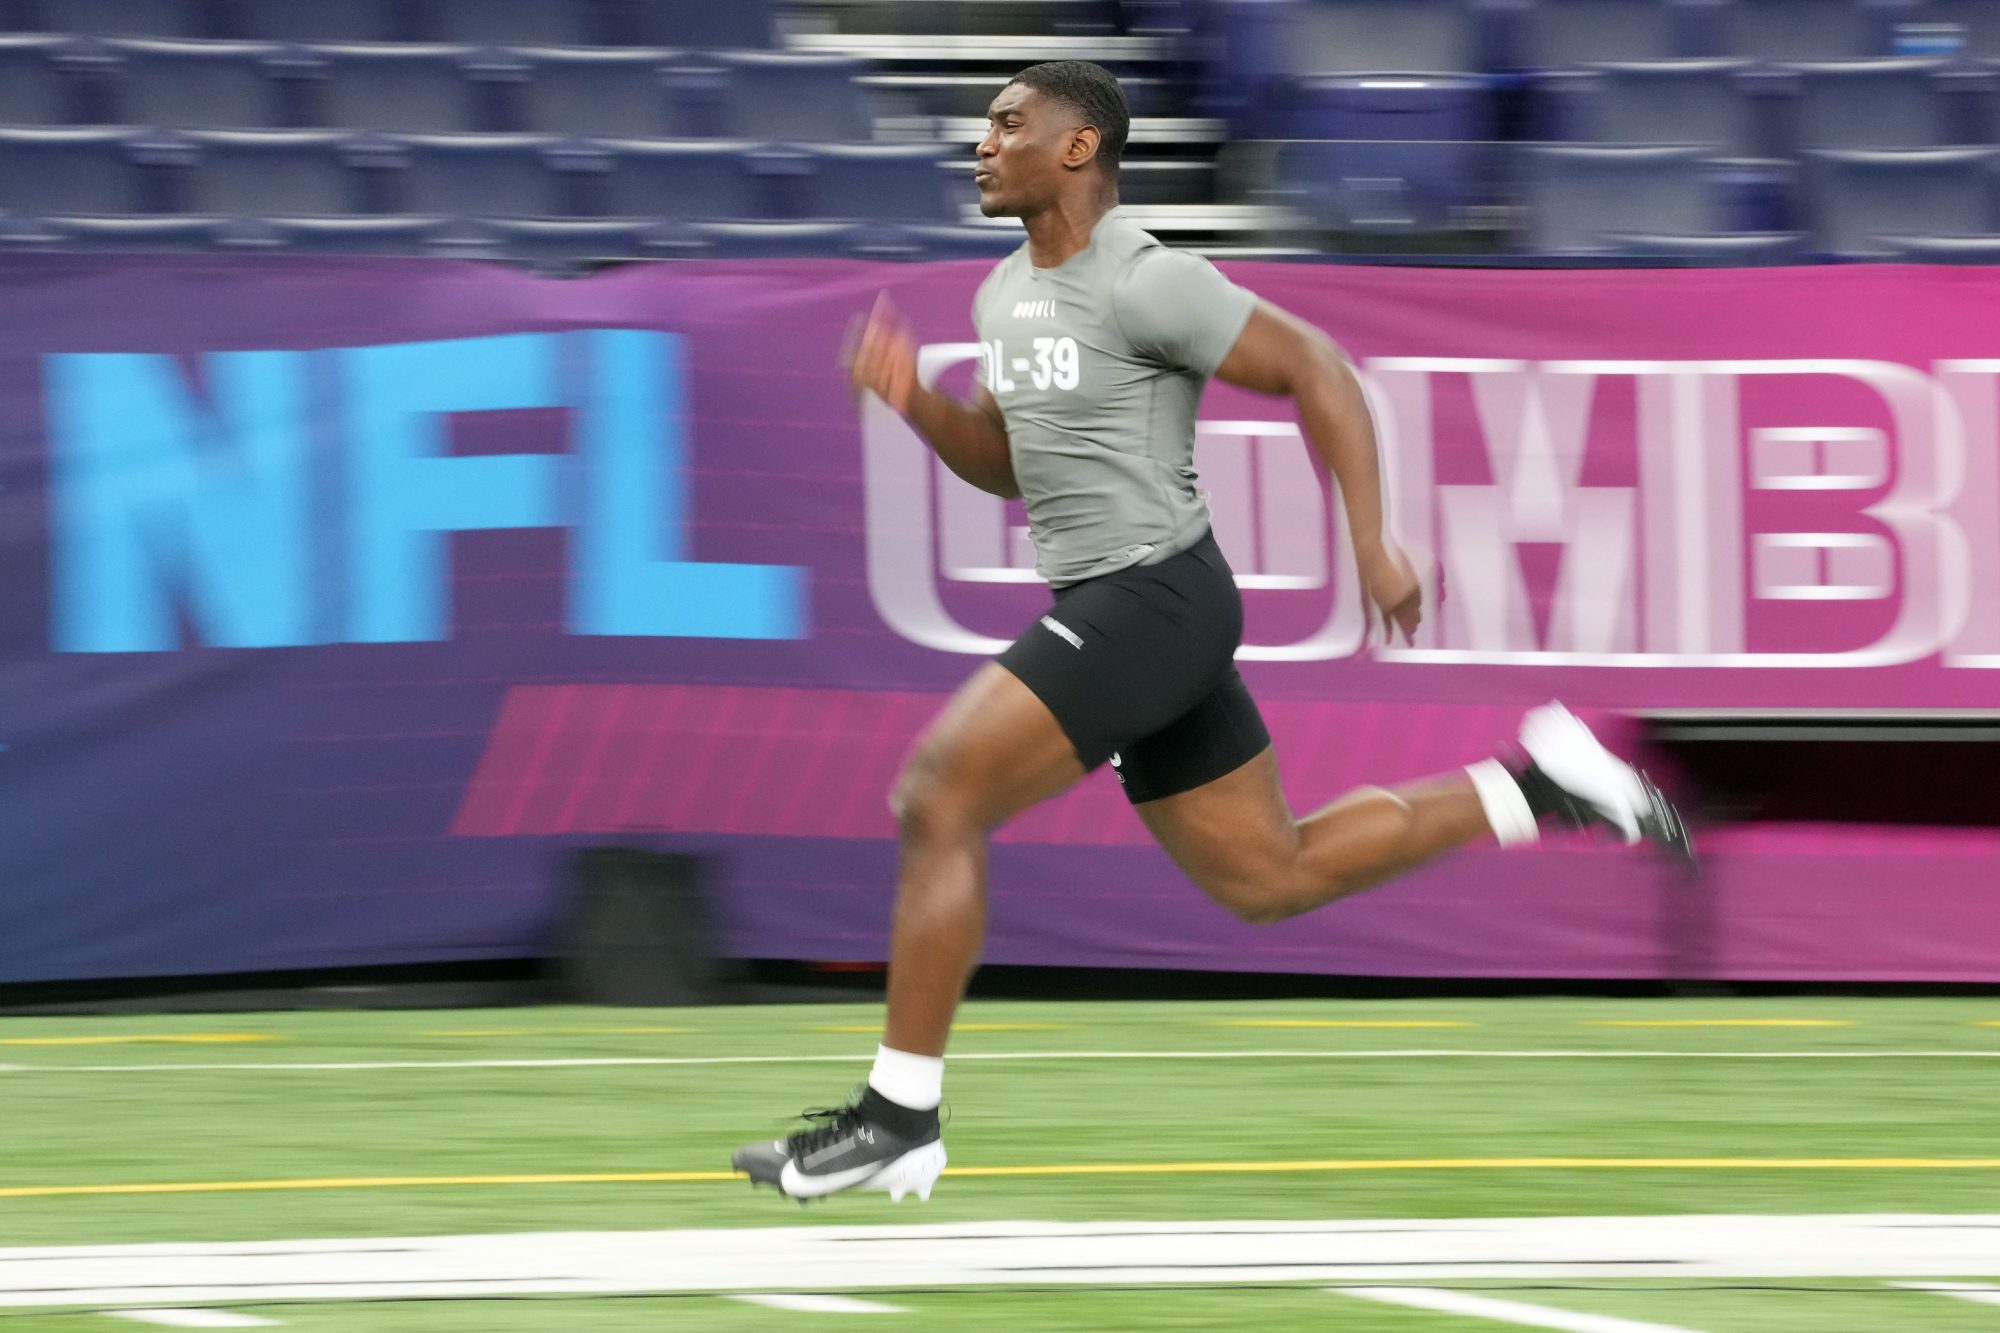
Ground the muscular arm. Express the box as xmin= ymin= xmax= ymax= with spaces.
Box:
xmin=848 ymin=292 xmax=1019 ymax=499
xmin=1214 ymin=299 xmax=1421 ymax=638
xmin=906 ymin=381 xmax=1019 ymax=499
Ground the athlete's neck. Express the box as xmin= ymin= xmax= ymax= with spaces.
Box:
xmin=1022 ymin=185 xmax=1118 ymax=270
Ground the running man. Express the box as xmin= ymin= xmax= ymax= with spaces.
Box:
xmin=732 ymin=60 xmax=1690 ymax=1204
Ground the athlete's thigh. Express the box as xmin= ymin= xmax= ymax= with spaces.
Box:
xmin=899 ymin=661 xmax=1087 ymax=830
xmin=1132 ymin=744 xmax=1298 ymax=898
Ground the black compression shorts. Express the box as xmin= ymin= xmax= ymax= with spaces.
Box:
xmin=995 ymin=529 xmax=1271 ymax=804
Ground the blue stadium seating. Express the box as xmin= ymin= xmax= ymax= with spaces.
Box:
xmin=1289 ymin=72 xmax=1488 ymax=142
xmin=230 ymin=0 xmax=407 ymax=44
xmin=0 ymin=212 xmax=214 ymax=249
xmin=102 ymin=38 xmax=288 ymax=129
xmin=1292 ymin=0 xmax=1490 ymax=75
xmin=590 ymin=140 xmax=764 ymax=220
xmin=1512 ymin=0 xmax=1699 ymax=68
xmin=303 ymin=45 xmax=489 ymax=135
xmin=510 ymin=48 xmax=672 ymax=139
xmin=1708 ymin=0 xmax=1913 ymax=61
xmin=0 ymin=35 xmax=85 ymax=124
xmin=385 ymin=133 xmax=568 ymax=218
xmin=1908 ymin=0 xmax=2000 ymax=59
xmin=180 ymin=129 xmax=366 ymax=215
xmin=0 ymin=126 xmax=150 ymax=213
xmin=209 ymin=214 xmax=466 ymax=254
xmin=802 ymin=143 xmax=961 ymax=222
xmin=663 ymin=51 xmax=871 ymax=141
xmin=1280 ymin=76 xmax=1491 ymax=229
xmin=422 ymin=0 xmax=604 ymax=48
xmin=1800 ymin=144 xmax=1998 ymax=255
xmin=1517 ymin=144 xmax=1729 ymax=253
xmin=1278 ymin=138 xmax=1488 ymax=231
xmin=847 ymin=222 xmax=1026 ymax=259
xmin=29 ymin=0 xmax=207 ymax=37
xmin=1593 ymin=228 xmax=1809 ymax=263
xmin=1538 ymin=59 xmax=1767 ymax=154
xmin=1775 ymin=57 xmax=1980 ymax=151
xmin=625 ymin=0 xmax=772 ymax=49
xmin=1878 ymin=233 xmax=2000 ymax=261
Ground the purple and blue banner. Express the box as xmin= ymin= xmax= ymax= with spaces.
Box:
xmin=4 ymin=254 xmax=1999 ymax=985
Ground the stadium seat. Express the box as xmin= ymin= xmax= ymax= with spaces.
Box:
xmin=847 ymin=222 xmax=1027 ymax=259
xmin=1288 ymin=72 xmax=1489 ymax=143
xmin=0 ymin=211 xmax=214 ymax=249
xmin=663 ymin=51 xmax=871 ymax=142
xmin=0 ymin=35 xmax=86 ymax=124
xmin=1291 ymin=0 xmax=1489 ymax=75
xmin=31 ymin=0 xmax=207 ymax=38
xmin=0 ymin=126 xmax=148 ymax=213
xmin=420 ymin=0 xmax=605 ymax=48
xmin=1192 ymin=0 xmax=1299 ymax=135
xmin=1709 ymin=0 xmax=1909 ymax=61
xmin=229 ymin=0 xmax=407 ymax=43
xmin=624 ymin=0 xmax=773 ymax=49
xmin=303 ymin=45 xmax=487 ymax=135
xmin=102 ymin=38 xmax=287 ymax=129
xmin=803 ymin=143 xmax=961 ymax=223
xmin=511 ymin=48 xmax=672 ymax=139
xmin=1775 ymin=57 xmax=1977 ymax=151
xmin=181 ymin=129 xmax=366 ymax=215
xmin=480 ymin=216 xmax=649 ymax=266
xmin=1877 ymin=233 xmax=2000 ymax=261
xmin=205 ymin=214 xmax=452 ymax=253
xmin=590 ymin=140 xmax=764 ymax=221
xmin=1516 ymin=143 xmax=1727 ymax=253
xmin=1595 ymin=229 xmax=1809 ymax=263
xmin=1276 ymin=137 xmax=1488 ymax=231
xmin=1800 ymin=145 xmax=1998 ymax=255
xmin=1538 ymin=59 xmax=1767 ymax=155
xmin=1512 ymin=0 xmax=1699 ymax=68
xmin=1907 ymin=0 xmax=2000 ymax=59
xmin=386 ymin=133 xmax=568 ymax=218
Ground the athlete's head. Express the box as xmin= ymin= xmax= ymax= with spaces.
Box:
xmin=974 ymin=60 xmax=1130 ymax=217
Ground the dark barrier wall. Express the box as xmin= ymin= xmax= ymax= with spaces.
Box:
xmin=4 ymin=254 xmax=1999 ymax=984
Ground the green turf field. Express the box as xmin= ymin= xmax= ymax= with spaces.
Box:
xmin=1 ymin=995 xmax=1997 ymax=1330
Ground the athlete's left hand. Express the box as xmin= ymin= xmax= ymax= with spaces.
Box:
xmin=1358 ymin=539 xmax=1422 ymax=645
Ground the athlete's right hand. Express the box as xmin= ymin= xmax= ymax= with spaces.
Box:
xmin=844 ymin=291 xmax=917 ymax=415
xmin=1358 ymin=537 xmax=1423 ymax=646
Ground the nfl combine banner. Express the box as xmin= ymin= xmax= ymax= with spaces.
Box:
xmin=3 ymin=255 xmax=1998 ymax=985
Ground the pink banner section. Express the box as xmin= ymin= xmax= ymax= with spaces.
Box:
xmin=452 ymin=683 xmax=1534 ymax=844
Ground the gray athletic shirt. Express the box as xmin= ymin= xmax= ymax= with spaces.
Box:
xmin=971 ymin=208 xmax=1258 ymax=587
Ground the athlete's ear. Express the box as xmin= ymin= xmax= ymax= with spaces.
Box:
xmin=1064 ymin=123 xmax=1101 ymax=171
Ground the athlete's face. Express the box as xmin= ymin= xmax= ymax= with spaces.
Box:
xmin=975 ymin=85 xmax=1093 ymax=217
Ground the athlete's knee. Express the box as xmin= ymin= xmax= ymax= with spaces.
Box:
xmin=890 ymin=744 xmax=982 ymax=840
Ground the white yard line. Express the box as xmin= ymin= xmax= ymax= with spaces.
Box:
xmin=4 ymin=1049 xmax=2000 ymax=1075
xmin=730 ymin=1294 xmax=910 ymax=1314
xmin=1898 ymin=1282 xmax=2000 ymax=1307
xmin=0 ymin=1216 xmax=1992 ymax=1308
xmin=107 ymin=1312 xmax=279 ymax=1328
xmin=1340 ymin=1287 xmax=1705 ymax=1331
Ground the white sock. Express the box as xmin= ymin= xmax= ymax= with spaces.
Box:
xmin=1465 ymin=758 xmax=1539 ymax=847
xmin=868 ymin=1044 xmax=944 ymax=1112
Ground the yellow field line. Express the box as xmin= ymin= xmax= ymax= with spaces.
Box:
xmin=9 ymin=1157 xmax=2000 ymax=1199
xmin=1582 ymin=1020 xmax=1854 ymax=1028
xmin=420 ymin=1028 xmax=695 ymax=1037
xmin=808 ymin=1024 xmax=1076 ymax=1033
xmin=1208 ymin=1020 xmax=1475 ymax=1029
xmin=0 ymin=1034 xmax=278 ymax=1047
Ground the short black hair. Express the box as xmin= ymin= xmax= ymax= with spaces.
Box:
xmin=1007 ymin=60 xmax=1130 ymax=173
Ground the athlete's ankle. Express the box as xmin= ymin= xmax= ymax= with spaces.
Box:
xmin=1464 ymin=758 xmax=1540 ymax=847
xmin=860 ymin=1085 xmax=939 ymax=1137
